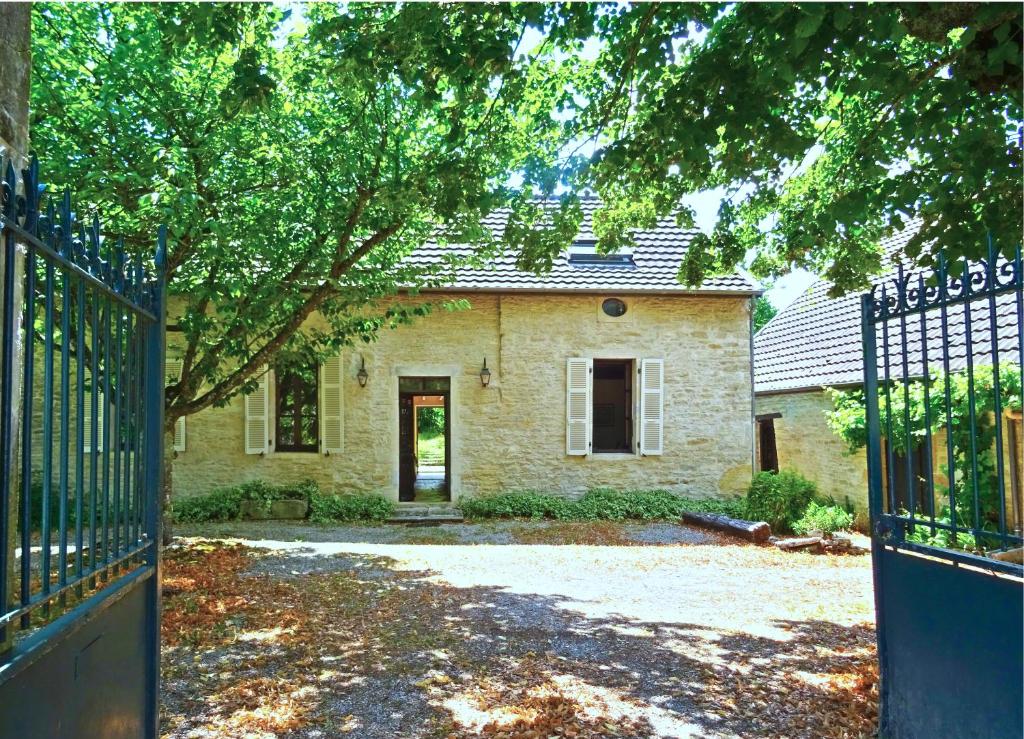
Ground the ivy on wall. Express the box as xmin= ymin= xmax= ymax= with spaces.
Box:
xmin=826 ymin=364 xmax=1022 ymax=542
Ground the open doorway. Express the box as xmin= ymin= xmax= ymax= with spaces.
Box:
xmin=399 ymin=378 xmax=451 ymax=502
xmin=592 ymin=359 xmax=634 ymax=453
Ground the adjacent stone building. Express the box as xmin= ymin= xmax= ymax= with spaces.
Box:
xmin=171 ymin=203 xmax=761 ymax=504
xmin=754 ymin=229 xmax=1023 ymax=530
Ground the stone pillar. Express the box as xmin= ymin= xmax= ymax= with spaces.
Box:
xmin=0 ymin=2 xmax=31 ymax=655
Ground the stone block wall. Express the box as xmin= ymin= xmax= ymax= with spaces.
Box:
xmin=755 ymin=389 xmax=870 ymax=525
xmin=170 ymin=291 xmax=755 ymax=502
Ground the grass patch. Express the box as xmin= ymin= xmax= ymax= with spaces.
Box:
xmin=417 ymin=431 xmax=445 ymax=466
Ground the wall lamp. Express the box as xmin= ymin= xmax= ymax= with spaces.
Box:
xmin=479 ymin=358 xmax=492 ymax=388
xmin=357 ymin=355 xmax=368 ymax=388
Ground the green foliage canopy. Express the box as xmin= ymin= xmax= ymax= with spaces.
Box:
xmin=827 ymin=365 xmax=1022 ymax=533
xmin=561 ymin=3 xmax=1022 ymax=294
xmin=30 ymin=3 xmax=582 ymax=425
xmin=30 ymin=2 xmax=1023 ymax=430
xmin=753 ymin=296 xmax=778 ymax=333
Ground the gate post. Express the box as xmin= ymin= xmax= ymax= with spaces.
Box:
xmin=142 ymin=225 xmax=167 ymax=737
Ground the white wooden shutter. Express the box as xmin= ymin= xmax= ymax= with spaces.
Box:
xmin=82 ymin=389 xmax=103 ymax=453
xmin=319 ymin=353 xmax=344 ymax=454
xmin=166 ymin=358 xmax=186 ymax=452
xmin=244 ymin=367 xmax=271 ymax=454
xmin=639 ymin=358 xmax=664 ymax=456
xmin=566 ymin=357 xmax=592 ymax=456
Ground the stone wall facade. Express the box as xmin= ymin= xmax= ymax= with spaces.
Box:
xmin=171 ymin=292 xmax=756 ymax=502
xmin=755 ymin=389 xmax=870 ymax=525
xmin=757 ymin=390 xmax=1024 ymax=531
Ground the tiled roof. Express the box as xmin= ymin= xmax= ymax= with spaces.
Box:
xmin=408 ymin=199 xmax=759 ymax=294
xmin=754 ymin=227 xmax=1021 ymax=394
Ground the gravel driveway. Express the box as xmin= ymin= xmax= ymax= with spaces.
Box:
xmin=161 ymin=521 xmax=877 ymax=738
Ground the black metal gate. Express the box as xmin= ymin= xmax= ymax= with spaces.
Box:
xmin=0 ymin=157 xmax=166 ymax=737
xmin=861 ymin=240 xmax=1023 ymax=738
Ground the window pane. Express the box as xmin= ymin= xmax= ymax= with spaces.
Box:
xmin=275 ymin=366 xmax=319 ymax=451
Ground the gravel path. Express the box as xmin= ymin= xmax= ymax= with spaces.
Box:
xmin=161 ymin=522 xmax=877 ymax=738
xmin=176 ymin=519 xmax=720 ymax=546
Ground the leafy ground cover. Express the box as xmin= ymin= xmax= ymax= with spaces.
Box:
xmin=458 ymin=489 xmax=747 ymax=521
xmin=161 ymin=522 xmax=877 ymax=738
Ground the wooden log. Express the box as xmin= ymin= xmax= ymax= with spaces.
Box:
xmin=775 ymin=536 xmax=823 ymax=551
xmin=681 ymin=511 xmax=772 ymax=543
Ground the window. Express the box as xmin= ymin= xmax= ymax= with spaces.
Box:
xmin=601 ymin=298 xmax=627 ymax=317
xmin=568 ymin=240 xmax=635 ymax=267
xmin=756 ymin=413 xmax=780 ymax=473
xmin=244 ymin=356 xmax=344 ymax=456
xmin=592 ymin=359 xmax=633 ymax=453
xmin=566 ymin=357 xmax=663 ymax=456
xmin=275 ymin=365 xmax=319 ymax=452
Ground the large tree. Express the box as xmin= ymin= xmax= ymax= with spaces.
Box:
xmin=31 ymin=2 xmax=581 ymax=428
xmin=31 ymin=2 xmax=1023 ymax=432
xmin=556 ymin=2 xmax=1022 ymax=293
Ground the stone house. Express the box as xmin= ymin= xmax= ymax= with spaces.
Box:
xmin=753 ymin=230 xmax=1023 ymax=529
xmin=170 ymin=203 xmax=761 ymax=504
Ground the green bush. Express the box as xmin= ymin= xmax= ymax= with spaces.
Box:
xmin=793 ymin=501 xmax=854 ymax=536
xmin=745 ymin=470 xmax=817 ymax=533
xmin=308 ymin=492 xmax=394 ymax=523
xmin=458 ymin=491 xmax=571 ymax=520
xmin=23 ymin=474 xmax=81 ymax=531
xmin=458 ymin=489 xmax=747 ymax=521
xmin=173 ymin=479 xmax=318 ymax=523
xmin=173 ymin=487 xmax=245 ymax=523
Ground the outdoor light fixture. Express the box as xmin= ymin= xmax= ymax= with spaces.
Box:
xmin=357 ymin=356 xmax=368 ymax=387
xmin=479 ymin=358 xmax=492 ymax=388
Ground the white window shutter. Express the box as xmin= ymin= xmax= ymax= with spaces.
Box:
xmin=566 ymin=357 xmax=592 ymax=456
xmin=639 ymin=358 xmax=664 ymax=455
xmin=244 ymin=367 xmax=270 ymax=455
xmin=166 ymin=358 xmax=186 ymax=452
xmin=82 ymin=389 xmax=104 ymax=453
xmin=319 ymin=353 xmax=344 ymax=454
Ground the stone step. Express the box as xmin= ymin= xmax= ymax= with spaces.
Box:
xmin=388 ymin=504 xmax=464 ymax=524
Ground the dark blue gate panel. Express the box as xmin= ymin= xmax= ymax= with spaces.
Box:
xmin=877 ymin=548 xmax=1024 ymax=739
xmin=0 ymin=574 xmax=155 ymax=739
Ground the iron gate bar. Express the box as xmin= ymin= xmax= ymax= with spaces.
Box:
xmin=915 ymin=270 xmax=936 ymax=533
xmin=986 ymin=240 xmax=1009 ymax=546
xmin=862 ymin=236 xmax=1023 ymax=739
xmin=0 ymin=155 xmax=166 ymax=738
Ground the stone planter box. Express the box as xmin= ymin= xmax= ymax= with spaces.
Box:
xmin=239 ymin=499 xmax=309 ymax=520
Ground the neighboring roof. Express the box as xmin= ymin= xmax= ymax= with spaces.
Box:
xmin=407 ymin=199 xmax=760 ymax=295
xmin=754 ymin=227 xmax=1020 ymax=394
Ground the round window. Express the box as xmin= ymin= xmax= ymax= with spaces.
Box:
xmin=601 ymin=298 xmax=627 ymax=317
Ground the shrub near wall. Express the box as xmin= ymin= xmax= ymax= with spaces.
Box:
xmin=459 ymin=489 xmax=747 ymax=521
xmin=173 ymin=480 xmax=393 ymax=524
xmin=745 ymin=471 xmax=817 ymax=533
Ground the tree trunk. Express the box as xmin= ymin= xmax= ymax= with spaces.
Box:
xmin=161 ymin=432 xmax=174 ymax=546
xmin=0 ymin=2 xmax=32 ymax=657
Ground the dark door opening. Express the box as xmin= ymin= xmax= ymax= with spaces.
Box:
xmin=592 ymin=359 xmax=633 ymax=453
xmin=756 ymin=414 xmax=780 ymax=473
xmin=886 ymin=441 xmax=934 ymax=516
xmin=399 ymin=377 xmax=451 ymax=502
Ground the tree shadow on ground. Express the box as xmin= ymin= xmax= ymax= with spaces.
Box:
xmin=160 ymin=544 xmax=877 ymax=738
